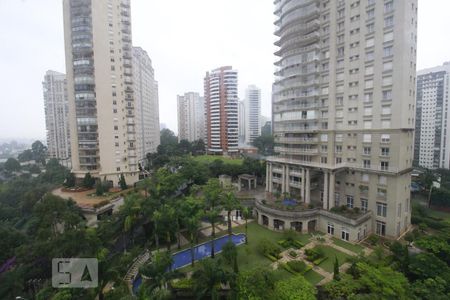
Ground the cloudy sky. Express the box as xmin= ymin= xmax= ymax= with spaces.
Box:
xmin=0 ymin=0 xmax=449 ymax=139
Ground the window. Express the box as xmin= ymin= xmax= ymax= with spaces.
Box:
xmin=379 ymin=176 xmax=387 ymax=185
xmin=364 ymin=93 xmax=373 ymax=103
xmin=347 ymin=195 xmax=354 ymax=208
xmin=367 ymin=9 xmax=375 ymax=19
xmin=376 ymin=221 xmax=386 ymax=236
xmin=385 ymin=16 xmax=394 ymax=27
xmin=321 ymin=134 xmax=328 ymax=142
xmin=383 ymin=61 xmax=393 ymax=71
xmin=384 ymin=46 xmax=393 ymax=57
xmin=384 ymin=1 xmax=394 ymax=13
xmin=382 ymin=90 xmax=392 ymax=100
xmin=363 ymin=147 xmax=371 ymax=155
xmin=327 ymin=223 xmax=335 ymax=235
xmin=381 ymin=147 xmax=390 ymax=156
xmin=377 ymin=188 xmax=387 ymax=198
xmin=382 ymin=106 xmax=391 ymax=115
xmin=336 ymin=134 xmax=343 ymax=142
xmin=384 ymin=31 xmax=394 ymax=43
xmin=362 ymin=173 xmax=369 ymax=182
xmin=366 ymin=38 xmax=374 ymax=48
xmin=321 ymin=157 xmax=328 ymax=164
xmin=398 ymin=203 xmax=402 ymax=217
xmin=114 ymin=125 xmax=118 ymax=130
xmin=365 ymin=66 xmax=374 ymax=75
xmin=363 ymin=134 xmax=372 ymax=143
xmin=341 ymin=228 xmax=350 ymax=241
xmin=381 ymin=161 xmax=389 ymax=171
xmin=365 ymin=80 xmax=374 ymax=89
xmin=381 ymin=120 xmax=391 ymax=128
xmin=363 ymin=160 xmax=371 ymax=168
xmin=366 ymin=51 xmax=374 ymax=61
xmin=336 ymin=157 xmax=342 ymax=164
xmin=377 ymin=202 xmax=387 ymax=217
xmin=381 ymin=134 xmax=391 ymax=143
xmin=360 ymin=199 xmax=368 ymax=213
xmin=367 ymin=23 xmax=375 ymax=33
xmin=364 ymin=107 xmax=372 ymax=116
xmin=336 ymin=145 xmax=342 ymax=153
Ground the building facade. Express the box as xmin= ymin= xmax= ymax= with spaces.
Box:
xmin=43 ymin=70 xmax=71 ymax=161
xmin=63 ymin=0 xmax=139 ymax=186
xmin=244 ymin=85 xmax=262 ymax=145
xmin=204 ymin=66 xmax=239 ymax=155
xmin=238 ymin=100 xmax=246 ymax=144
xmin=133 ymin=46 xmax=160 ymax=161
xmin=177 ymin=92 xmax=205 ymax=142
xmin=265 ymin=0 xmax=418 ymax=240
xmin=414 ymin=63 xmax=450 ymax=169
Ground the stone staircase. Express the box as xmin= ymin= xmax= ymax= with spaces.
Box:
xmin=124 ymin=249 xmax=150 ymax=284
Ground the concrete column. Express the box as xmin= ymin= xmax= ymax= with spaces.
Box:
xmin=301 ymin=168 xmax=306 ymax=201
xmin=254 ymin=178 xmax=257 ymax=189
xmin=305 ymin=168 xmax=310 ymax=204
xmin=265 ymin=164 xmax=269 ymax=192
xmin=323 ymin=172 xmax=329 ymax=210
xmin=329 ymin=172 xmax=335 ymax=210
xmin=281 ymin=165 xmax=286 ymax=194
xmin=268 ymin=164 xmax=273 ymax=193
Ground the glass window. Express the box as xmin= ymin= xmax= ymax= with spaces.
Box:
xmin=381 ymin=134 xmax=391 ymax=143
xmin=347 ymin=195 xmax=354 ymax=208
xmin=361 ymin=198 xmax=368 ymax=213
xmin=378 ymin=176 xmax=387 ymax=185
xmin=363 ymin=134 xmax=372 ymax=142
xmin=381 ymin=161 xmax=389 ymax=171
xmin=377 ymin=202 xmax=387 ymax=217
xmin=327 ymin=223 xmax=335 ymax=235
xmin=362 ymin=173 xmax=369 ymax=182
xmin=376 ymin=221 xmax=386 ymax=236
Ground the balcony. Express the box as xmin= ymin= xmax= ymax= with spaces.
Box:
xmin=276 ymin=137 xmax=319 ymax=144
xmin=274 ymin=147 xmax=318 ymax=155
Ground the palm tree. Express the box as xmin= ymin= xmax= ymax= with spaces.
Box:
xmin=152 ymin=210 xmax=162 ymax=251
xmin=242 ymin=206 xmax=251 ymax=244
xmin=222 ymin=192 xmax=240 ymax=238
xmin=140 ymin=251 xmax=178 ymax=295
xmin=192 ymin=258 xmax=232 ymax=300
xmin=185 ymin=214 xmax=202 ymax=267
xmin=206 ymin=208 xmax=221 ymax=258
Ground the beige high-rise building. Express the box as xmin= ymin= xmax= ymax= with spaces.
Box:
xmin=177 ymin=92 xmax=205 ymax=142
xmin=63 ymin=0 xmax=139 ymax=186
xmin=43 ymin=70 xmax=71 ymax=161
xmin=260 ymin=0 xmax=417 ymax=241
xmin=244 ymin=85 xmax=262 ymax=145
xmin=133 ymin=46 xmax=160 ymax=162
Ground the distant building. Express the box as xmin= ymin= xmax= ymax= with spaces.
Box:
xmin=245 ymin=85 xmax=261 ymax=145
xmin=43 ymin=70 xmax=71 ymax=161
xmin=133 ymin=46 xmax=160 ymax=160
xmin=177 ymin=92 xmax=205 ymax=142
xmin=204 ymin=66 xmax=239 ymax=155
xmin=238 ymin=100 xmax=246 ymax=144
xmin=414 ymin=63 xmax=450 ymax=169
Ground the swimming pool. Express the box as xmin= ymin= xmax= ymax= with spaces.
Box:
xmin=282 ymin=198 xmax=297 ymax=206
xmin=132 ymin=233 xmax=246 ymax=293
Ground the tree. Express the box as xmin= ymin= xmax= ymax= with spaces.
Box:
xmin=191 ymin=139 xmax=205 ymax=155
xmin=274 ymin=275 xmax=316 ymax=300
xmin=18 ymin=149 xmax=33 ymax=162
xmin=29 ymin=164 xmax=41 ymax=174
xmin=95 ymin=180 xmax=104 ymax=196
xmin=222 ymin=192 xmax=240 ymax=237
xmin=140 ymin=251 xmax=177 ymax=293
xmin=242 ymin=207 xmax=251 ymax=244
xmin=119 ymin=173 xmax=128 ymax=190
xmin=236 ymin=267 xmax=276 ymax=300
xmin=192 ymin=258 xmax=232 ymax=300
xmin=252 ymin=134 xmax=274 ymax=156
xmin=4 ymin=157 xmax=20 ymax=172
xmin=206 ymin=208 xmax=221 ymax=259
xmin=31 ymin=140 xmax=47 ymax=165
xmin=179 ymin=139 xmax=192 ymax=154
xmin=185 ymin=214 xmax=201 ymax=267
xmin=82 ymin=172 xmax=95 ymax=189
xmin=222 ymin=242 xmax=239 ymax=274
xmin=411 ymin=277 xmax=449 ymax=300
xmin=333 ymin=256 xmax=340 ymax=281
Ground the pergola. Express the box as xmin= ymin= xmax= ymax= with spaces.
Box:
xmin=238 ymin=174 xmax=257 ymax=191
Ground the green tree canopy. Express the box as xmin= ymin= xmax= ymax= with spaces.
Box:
xmin=274 ymin=275 xmax=316 ymax=300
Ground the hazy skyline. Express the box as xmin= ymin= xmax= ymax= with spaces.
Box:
xmin=0 ymin=0 xmax=449 ymax=139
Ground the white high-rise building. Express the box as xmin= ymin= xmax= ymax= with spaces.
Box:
xmin=177 ymin=92 xmax=205 ymax=142
xmin=245 ymin=85 xmax=261 ymax=145
xmin=133 ymin=46 xmax=160 ymax=161
xmin=259 ymin=0 xmax=418 ymax=241
xmin=415 ymin=63 xmax=450 ymax=169
xmin=43 ymin=70 xmax=71 ymax=161
xmin=63 ymin=0 xmax=139 ymax=186
xmin=238 ymin=100 xmax=246 ymax=144
xmin=204 ymin=66 xmax=239 ymax=155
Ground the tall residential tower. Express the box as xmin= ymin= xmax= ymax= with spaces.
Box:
xmin=63 ymin=0 xmax=139 ymax=186
xmin=204 ymin=66 xmax=239 ymax=155
xmin=133 ymin=46 xmax=160 ymax=161
xmin=262 ymin=0 xmax=417 ymax=240
xmin=244 ymin=85 xmax=262 ymax=145
xmin=414 ymin=63 xmax=450 ymax=169
xmin=43 ymin=70 xmax=71 ymax=161
xmin=177 ymin=92 xmax=205 ymax=142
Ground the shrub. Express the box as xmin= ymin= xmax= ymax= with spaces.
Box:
xmin=305 ymin=248 xmax=325 ymax=262
xmin=171 ymin=278 xmax=193 ymax=289
xmin=82 ymin=172 xmax=96 ymax=188
xmin=257 ymin=238 xmax=282 ymax=257
xmin=286 ymin=260 xmax=308 ymax=274
xmin=288 ymin=250 xmax=298 ymax=258
xmin=367 ymin=234 xmax=379 ymax=246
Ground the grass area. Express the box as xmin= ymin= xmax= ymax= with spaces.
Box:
xmin=331 ymin=237 xmax=364 ymax=254
xmin=314 ymin=245 xmax=351 ymax=273
xmin=192 ymin=155 xmax=243 ymax=165
xmin=412 ymin=193 xmax=450 ymax=221
xmin=303 ymin=269 xmax=324 ymax=285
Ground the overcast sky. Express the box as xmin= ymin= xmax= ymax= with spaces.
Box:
xmin=0 ymin=0 xmax=449 ymax=140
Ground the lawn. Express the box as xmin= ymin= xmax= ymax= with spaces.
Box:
xmin=303 ymin=269 xmax=324 ymax=285
xmin=331 ymin=237 xmax=365 ymax=254
xmin=193 ymin=155 xmax=243 ymax=165
xmin=314 ymin=245 xmax=352 ymax=273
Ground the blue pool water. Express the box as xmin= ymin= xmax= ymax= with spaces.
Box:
xmin=282 ymin=198 xmax=297 ymax=206
xmin=132 ymin=233 xmax=246 ymax=293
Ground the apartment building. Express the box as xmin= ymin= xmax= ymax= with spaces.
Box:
xmin=204 ymin=66 xmax=239 ymax=155
xmin=238 ymin=100 xmax=246 ymax=144
xmin=177 ymin=92 xmax=205 ymax=142
xmin=43 ymin=70 xmax=71 ymax=161
xmin=244 ymin=85 xmax=262 ymax=145
xmin=414 ymin=63 xmax=450 ymax=169
xmin=133 ymin=46 xmax=160 ymax=161
xmin=63 ymin=0 xmax=139 ymax=186
xmin=263 ymin=0 xmax=418 ymax=240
